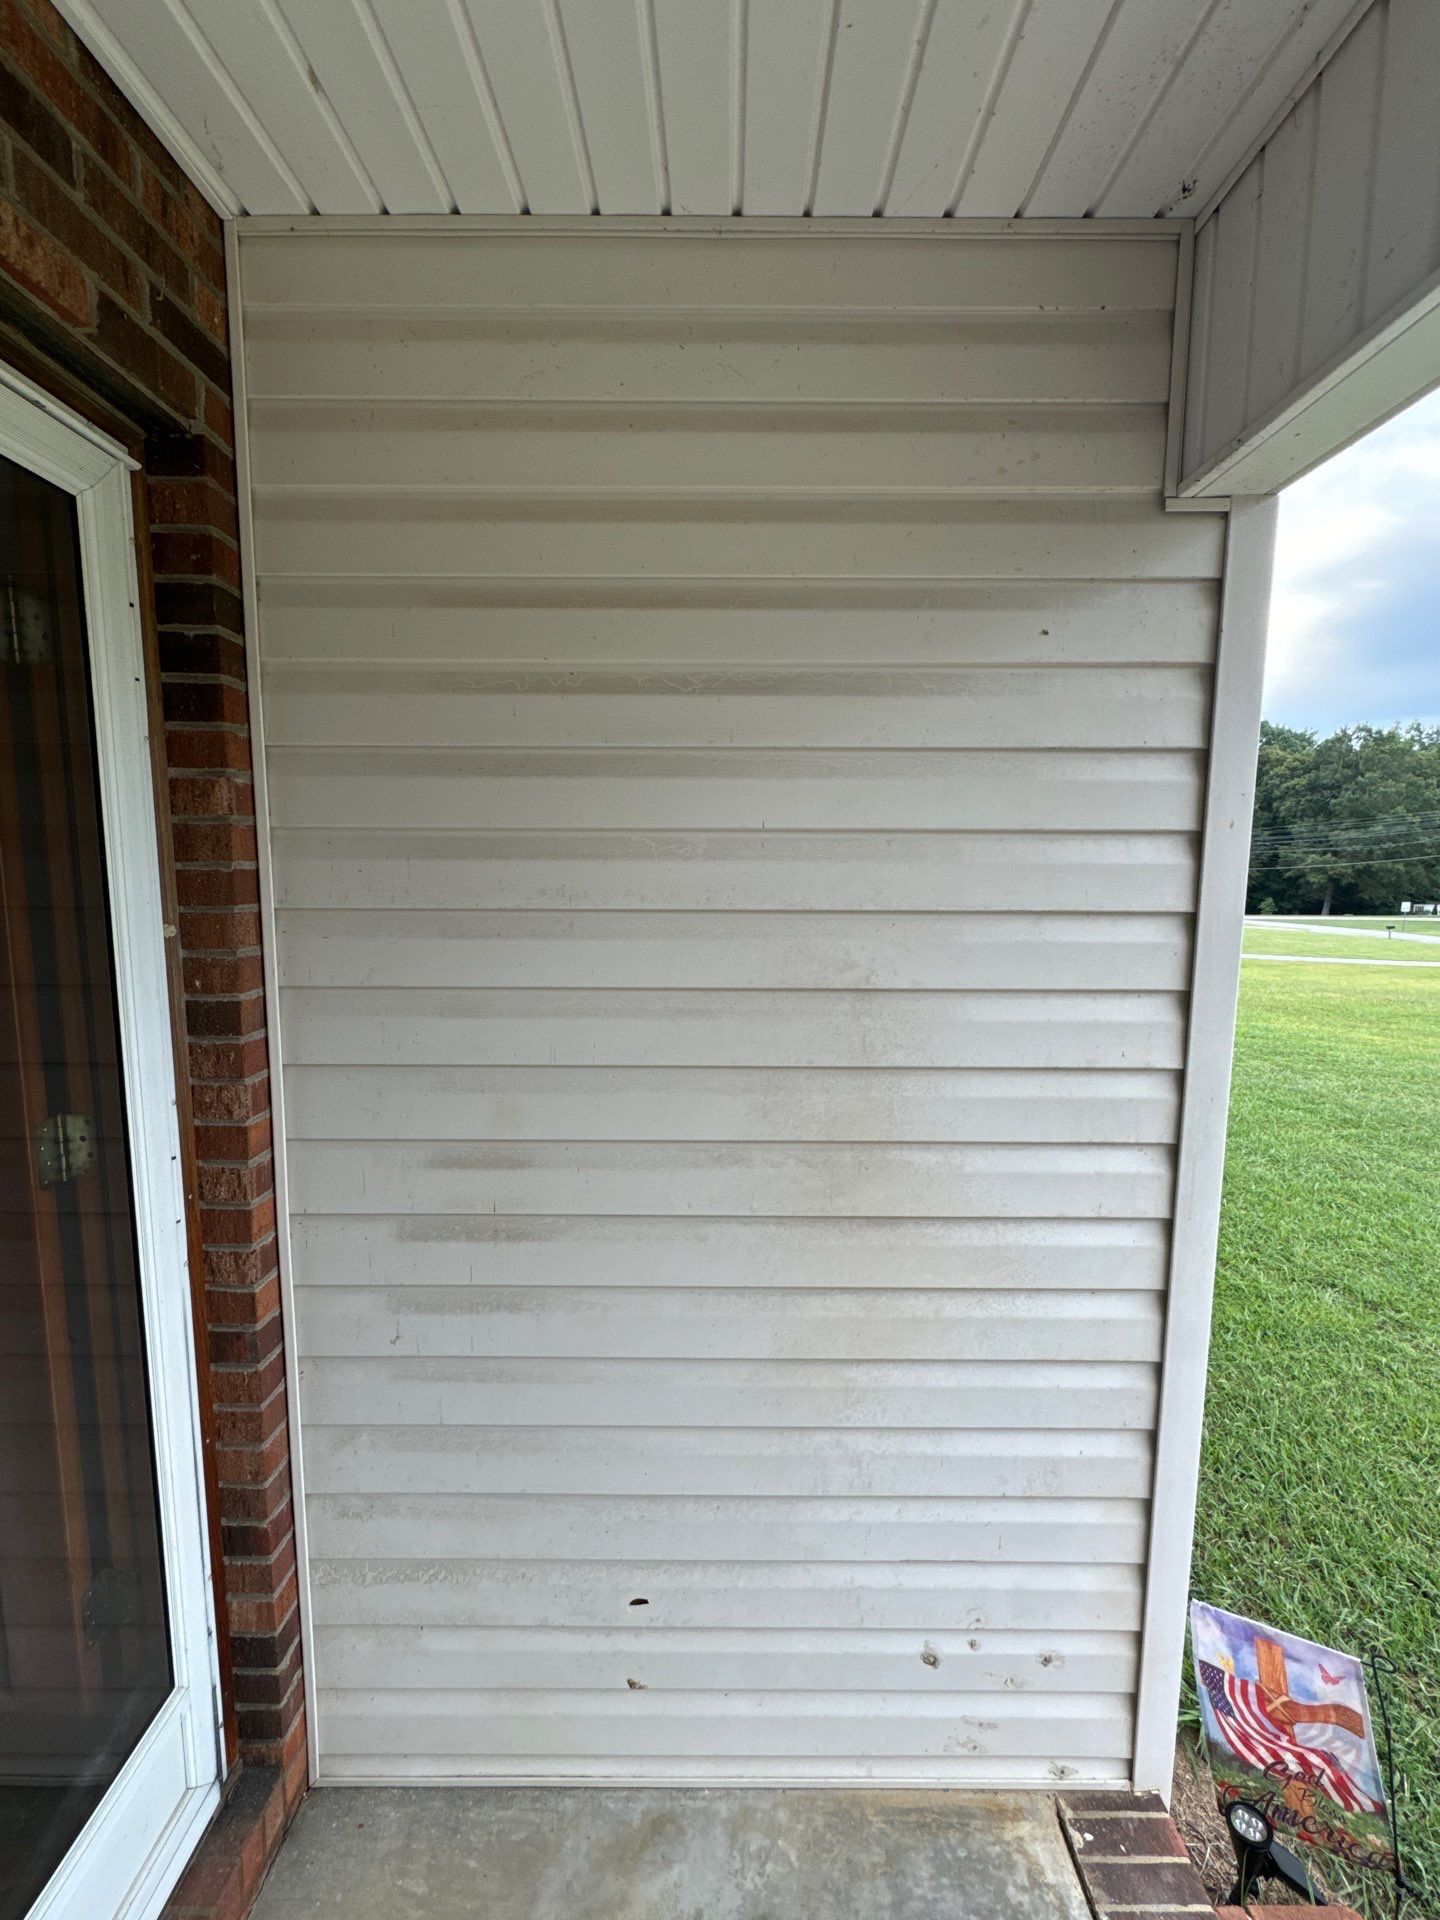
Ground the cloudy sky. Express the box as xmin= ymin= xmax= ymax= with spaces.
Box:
xmin=1264 ymin=385 xmax=1440 ymax=735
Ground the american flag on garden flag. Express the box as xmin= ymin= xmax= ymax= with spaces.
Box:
xmin=1197 ymin=1659 xmax=1384 ymax=1816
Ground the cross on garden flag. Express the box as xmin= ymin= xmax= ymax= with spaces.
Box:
xmin=1190 ymin=1601 xmax=1397 ymax=1877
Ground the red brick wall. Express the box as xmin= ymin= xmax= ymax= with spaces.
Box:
xmin=0 ymin=0 xmax=305 ymax=1815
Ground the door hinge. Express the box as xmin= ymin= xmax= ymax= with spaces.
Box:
xmin=3 ymin=577 xmax=53 ymax=665
xmin=35 ymin=1112 xmax=97 ymax=1186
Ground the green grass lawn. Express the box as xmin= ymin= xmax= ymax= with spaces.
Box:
xmin=1244 ymin=924 xmax=1440 ymax=963
xmin=1191 ymin=957 xmax=1440 ymax=1915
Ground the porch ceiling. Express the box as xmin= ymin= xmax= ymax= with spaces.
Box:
xmin=59 ymin=0 xmax=1363 ymax=225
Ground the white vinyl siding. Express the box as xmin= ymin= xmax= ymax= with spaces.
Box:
xmin=236 ymin=222 xmax=1220 ymax=1785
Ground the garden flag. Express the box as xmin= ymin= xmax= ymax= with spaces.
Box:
xmin=1190 ymin=1601 xmax=1396 ymax=1876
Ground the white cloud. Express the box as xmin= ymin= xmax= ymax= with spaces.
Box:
xmin=1265 ymin=386 xmax=1440 ymax=732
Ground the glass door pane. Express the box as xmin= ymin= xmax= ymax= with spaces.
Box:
xmin=0 ymin=452 xmax=172 ymax=1920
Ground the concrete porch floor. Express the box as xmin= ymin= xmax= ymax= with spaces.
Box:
xmin=249 ymin=1786 xmax=1094 ymax=1920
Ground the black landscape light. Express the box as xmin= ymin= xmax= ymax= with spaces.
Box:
xmin=1223 ymin=1798 xmax=1319 ymax=1907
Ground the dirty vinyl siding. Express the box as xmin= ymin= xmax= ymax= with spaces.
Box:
xmin=236 ymin=225 xmax=1219 ymax=1784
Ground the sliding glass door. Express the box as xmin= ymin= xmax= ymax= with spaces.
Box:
xmin=0 ymin=376 xmax=220 ymax=1920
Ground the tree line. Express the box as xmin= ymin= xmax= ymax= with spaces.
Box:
xmin=1248 ymin=722 xmax=1440 ymax=915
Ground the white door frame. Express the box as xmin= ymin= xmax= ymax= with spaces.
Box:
xmin=0 ymin=362 xmax=223 ymax=1920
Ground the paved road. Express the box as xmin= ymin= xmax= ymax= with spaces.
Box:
xmin=1242 ymin=952 xmax=1440 ymax=968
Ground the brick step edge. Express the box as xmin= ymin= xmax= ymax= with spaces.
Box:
xmin=1058 ymin=1792 xmax=1364 ymax=1920
xmin=1216 ymin=1909 xmax=1363 ymax=1919
xmin=1059 ymin=1791 xmax=1214 ymax=1917
xmin=161 ymin=1761 xmax=302 ymax=1920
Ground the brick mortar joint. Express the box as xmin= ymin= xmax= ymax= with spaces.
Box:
xmin=217 ymin=1455 xmax=294 ymax=1498
xmin=149 ymin=451 xmax=237 ymax=470
xmin=172 ymin=856 xmax=263 ymax=871
xmin=155 ymin=576 xmax=244 ymax=596
xmin=211 ymin=1372 xmax=288 ymax=1407
xmin=148 ymin=451 xmax=238 ymax=487
xmin=191 ymin=1100 xmax=276 ymax=1116
xmin=151 ymin=518 xmax=241 ymax=537
xmin=160 ymin=670 xmax=250 ymax=687
xmin=0 ymin=67 xmax=219 ymax=316
xmin=238 ymin=1594 xmax=302 ymax=1630
xmin=215 ymin=1541 xmax=297 ymax=1571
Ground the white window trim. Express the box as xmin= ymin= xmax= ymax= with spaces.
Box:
xmin=0 ymin=361 xmax=223 ymax=1920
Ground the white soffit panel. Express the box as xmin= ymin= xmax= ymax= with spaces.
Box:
xmin=1182 ymin=0 xmax=1440 ymax=495
xmin=57 ymin=0 xmax=1364 ymax=221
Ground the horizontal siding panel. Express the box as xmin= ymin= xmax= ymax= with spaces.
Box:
xmin=249 ymin=403 xmax=1165 ymax=495
xmin=0 ymin=1695 xmax=170 ymax=1765
xmin=240 ymin=234 xmax=1180 ymax=313
xmin=242 ymin=229 xmax=1207 ymax=1779
xmin=308 ymin=1557 xmax=1145 ymax=1632
xmin=0 ymin=1560 xmax=156 ymax=1629
xmin=283 ymin=1065 xmax=1182 ymax=1145
xmin=314 ymin=1625 xmax=1139 ymax=1695
xmin=294 ymin=1286 xmax=1165 ymax=1362
xmin=285 ymin=1142 xmax=1175 ymax=1220
xmin=244 ymin=312 xmax=1175 ymax=405
xmin=1 ymin=1493 xmax=157 ymax=1541
xmin=317 ymin=1689 xmax=1135 ymax=1761
xmin=299 ymin=1358 xmax=1159 ymax=1431
xmin=267 ymin=748 xmax=1205 ymax=833
xmin=270 ymin=832 xmax=1198 ymax=915
xmin=288 ymin=1216 xmax=1173 ymax=1293
xmin=1 ymin=1628 xmax=134 ymax=1689
xmin=0 ymin=1364 xmax=162 ymax=1425
xmin=253 ymin=499 xmax=1222 ymax=581
xmin=258 ymin=580 xmax=1220 ymax=667
xmin=280 ymin=990 xmax=1188 ymax=1069
xmin=262 ymin=666 xmax=1212 ymax=750
xmin=0 ymin=1423 xmax=142 ymax=1493
xmin=305 ymin=1495 xmax=1147 ymax=1565
xmin=274 ymin=912 xmax=1194 ymax=992
xmin=2 ymin=1304 xmax=145 ymax=1359
xmin=301 ymin=1426 xmax=1153 ymax=1498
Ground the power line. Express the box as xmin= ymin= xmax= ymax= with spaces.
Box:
xmin=1249 ymin=851 xmax=1440 ymax=876
xmin=1250 ymin=846 xmax=1440 ymax=866
xmin=1249 ymin=833 xmax=1440 ymax=853
xmin=1250 ymin=843 xmax=1440 ymax=865
xmin=1248 ymin=814 xmax=1440 ymax=849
